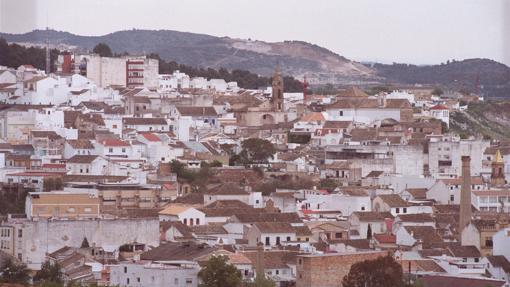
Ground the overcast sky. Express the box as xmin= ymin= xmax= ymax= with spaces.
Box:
xmin=1 ymin=0 xmax=509 ymax=66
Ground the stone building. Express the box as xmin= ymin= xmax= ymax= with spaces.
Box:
xmin=296 ymin=251 xmax=387 ymax=287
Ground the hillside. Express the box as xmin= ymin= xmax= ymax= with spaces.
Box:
xmin=0 ymin=29 xmax=376 ymax=85
xmin=1 ymin=29 xmax=509 ymax=98
xmin=449 ymin=101 xmax=510 ymax=140
xmin=373 ymin=59 xmax=510 ymax=98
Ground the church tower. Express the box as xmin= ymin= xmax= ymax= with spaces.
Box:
xmin=491 ymin=149 xmax=506 ymax=186
xmin=272 ymin=65 xmax=284 ymax=112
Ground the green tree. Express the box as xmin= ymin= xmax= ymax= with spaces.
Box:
xmin=240 ymin=138 xmax=275 ymax=164
xmin=342 ymin=255 xmax=405 ymax=287
xmin=367 ymin=224 xmax=373 ymax=240
xmin=0 ymin=258 xmax=30 ymax=285
xmin=92 ymin=43 xmax=113 ymax=57
xmin=318 ymin=179 xmax=338 ymax=192
xmin=198 ymin=256 xmax=242 ymax=287
xmin=34 ymin=260 xmax=63 ymax=285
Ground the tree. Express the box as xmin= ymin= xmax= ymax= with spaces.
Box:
xmin=34 ymin=260 xmax=63 ymax=285
xmin=92 ymin=43 xmax=113 ymax=57
xmin=342 ymin=255 xmax=406 ymax=287
xmin=367 ymin=224 xmax=373 ymax=240
xmin=198 ymin=255 xmax=242 ymax=287
xmin=431 ymin=88 xmax=443 ymax=96
xmin=239 ymin=138 xmax=276 ymax=164
xmin=0 ymin=258 xmax=30 ymax=285
xmin=80 ymin=237 xmax=90 ymax=248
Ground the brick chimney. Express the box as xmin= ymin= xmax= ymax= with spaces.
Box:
xmin=459 ymin=156 xmax=472 ymax=235
xmin=256 ymin=243 xmax=265 ymax=280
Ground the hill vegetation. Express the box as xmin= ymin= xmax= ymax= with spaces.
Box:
xmin=449 ymin=101 xmax=510 ymax=140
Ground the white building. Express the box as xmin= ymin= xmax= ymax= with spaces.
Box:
xmin=110 ymin=261 xmax=199 ymax=287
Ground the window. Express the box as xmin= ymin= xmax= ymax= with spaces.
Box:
xmin=86 ymin=168 xmax=89 ymax=173
xmin=403 ymin=208 xmax=407 ymax=214
xmin=485 ymin=237 xmax=493 ymax=247
xmin=450 ymin=195 xmax=455 ymax=202
xmin=395 ymin=208 xmax=400 ymax=214
xmin=137 ymin=277 xmax=140 ymax=283
xmin=286 ymin=236 xmax=291 ymax=241
xmin=18 ymin=229 xmax=22 ymax=238
xmin=335 ymin=232 xmax=343 ymax=239
xmin=276 ymin=270 xmax=280 ymax=275
xmin=339 ymin=111 xmax=343 ymax=116
xmin=122 ymin=148 xmax=126 ymax=153
xmin=186 ymin=278 xmax=193 ymax=285
xmin=474 ymin=258 xmax=479 ymax=263
xmin=189 ymin=218 xmax=194 ymax=226
xmin=112 ymin=124 xmax=117 ymax=129
xmin=174 ymin=278 xmax=178 ymax=285
xmin=196 ymin=218 xmax=200 ymax=225
xmin=183 ymin=218 xmax=187 ymax=225
xmin=265 ymin=237 xmax=270 ymax=246
xmin=109 ymin=148 xmax=113 ymax=153
xmin=124 ymin=267 xmax=127 ymax=273
xmin=127 ymin=278 xmax=130 ymax=284
xmin=276 ymin=236 xmax=280 ymax=245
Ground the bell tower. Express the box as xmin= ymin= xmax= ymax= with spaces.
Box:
xmin=491 ymin=149 xmax=506 ymax=186
xmin=272 ymin=65 xmax=284 ymax=112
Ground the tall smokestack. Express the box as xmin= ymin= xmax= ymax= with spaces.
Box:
xmin=459 ymin=156 xmax=472 ymax=235
xmin=256 ymin=243 xmax=265 ymax=280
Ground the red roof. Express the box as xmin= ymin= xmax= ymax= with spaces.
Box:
xmin=141 ymin=133 xmax=161 ymax=142
xmin=373 ymin=233 xmax=396 ymax=244
xmin=430 ymin=104 xmax=449 ymax=110
xmin=101 ymin=139 xmax=130 ymax=147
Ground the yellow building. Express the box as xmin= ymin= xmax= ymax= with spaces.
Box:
xmin=26 ymin=191 xmax=101 ymax=219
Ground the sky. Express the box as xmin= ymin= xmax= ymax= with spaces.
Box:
xmin=1 ymin=0 xmax=509 ymax=66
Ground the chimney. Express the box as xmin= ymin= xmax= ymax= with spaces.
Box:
xmin=459 ymin=156 xmax=472 ymax=237
xmin=256 ymin=243 xmax=265 ymax=280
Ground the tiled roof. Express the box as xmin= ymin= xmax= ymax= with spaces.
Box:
xmin=352 ymin=211 xmax=394 ymax=221
xmin=66 ymin=139 xmax=94 ymax=149
xmin=176 ymin=106 xmax=217 ymax=117
xmin=100 ymin=138 xmax=130 ymax=147
xmin=67 ymin=155 xmax=99 ymax=164
xmin=254 ymin=222 xmax=295 ymax=233
xmin=487 ymin=255 xmax=510 ymax=273
xmin=123 ymin=117 xmax=168 ymax=125
xmin=140 ymin=241 xmax=218 ymax=261
xmin=420 ymin=275 xmax=505 ymax=287
xmin=446 ymin=245 xmax=480 ymax=258
xmin=141 ymin=133 xmax=161 ymax=142
xmin=377 ymin=194 xmax=410 ymax=207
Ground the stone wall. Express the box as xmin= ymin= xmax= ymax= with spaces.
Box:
xmin=296 ymin=251 xmax=387 ymax=287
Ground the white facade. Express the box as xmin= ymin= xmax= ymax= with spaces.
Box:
xmin=110 ymin=261 xmax=199 ymax=287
